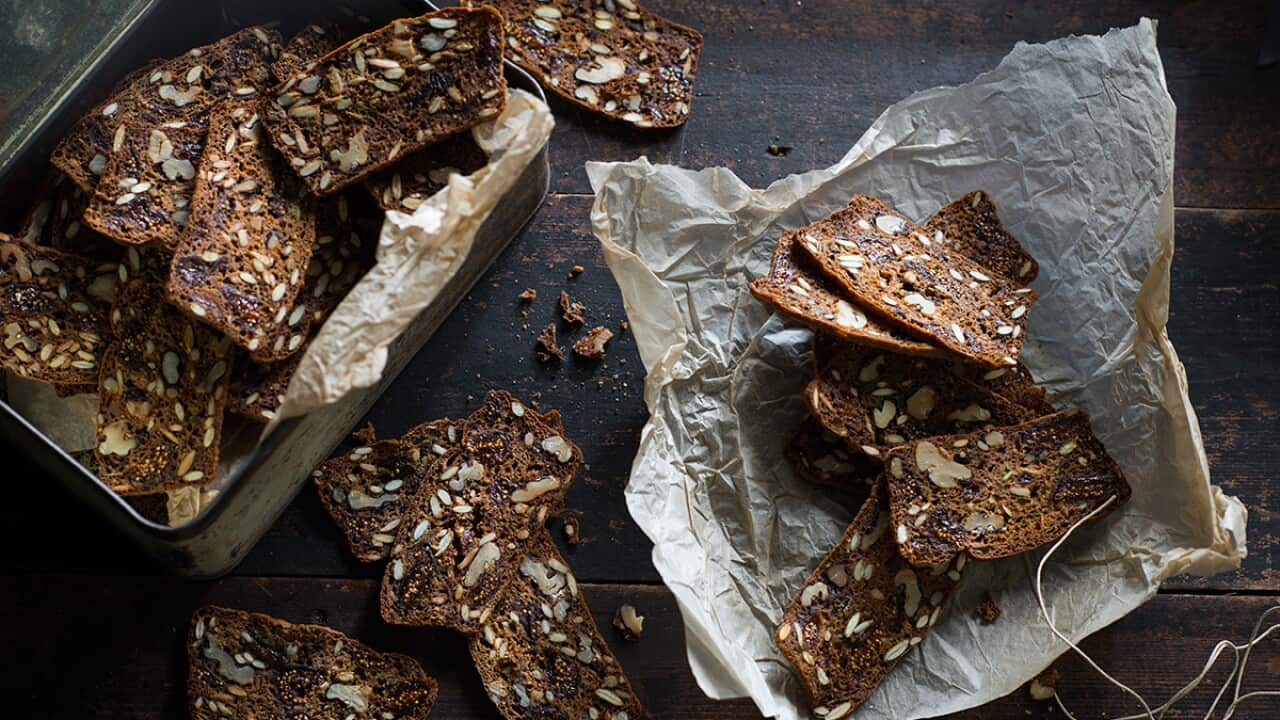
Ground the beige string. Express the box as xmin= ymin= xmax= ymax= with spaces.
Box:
xmin=1033 ymin=496 xmax=1280 ymax=719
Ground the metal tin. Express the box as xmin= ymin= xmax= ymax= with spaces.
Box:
xmin=0 ymin=0 xmax=550 ymax=577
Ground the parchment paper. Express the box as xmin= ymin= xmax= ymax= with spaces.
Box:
xmin=588 ymin=20 xmax=1247 ymax=719
xmin=5 ymin=89 xmax=554 ymax=522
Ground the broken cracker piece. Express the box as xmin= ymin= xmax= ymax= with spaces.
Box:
xmin=784 ymin=416 xmax=879 ymax=488
xmin=613 ymin=603 xmax=644 ymax=641
xmin=0 ymin=235 xmax=117 ymax=386
xmin=776 ymin=481 xmax=963 ymax=718
xmin=572 ymin=326 xmax=613 ymax=359
xmin=559 ymin=289 xmax=585 ymax=325
xmin=976 ymin=592 xmax=1002 ymax=623
xmin=1029 ymin=667 xmax=1061 ymax=700
xmin=470 ymin=528 xmax=646 ymax=720
xmin=477 ymin=0 xmax=702 ymax=129
xmin=263 ymin=7 xmax=508 ymax=195
xmin=536 ymin=323 xmax=563 ymax=362
xmin=885 ymin=408 xmax=1131 ymax=566
xmin=518 ymin=287 xmax=536 ymax=302
xmin=188 ymin=606 xmax=438 ymax=720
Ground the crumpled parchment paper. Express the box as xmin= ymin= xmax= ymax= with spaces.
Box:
xmin=6 ymin=89 xmax=553 ymax=522
xmin=587 ymin=19 xmax=1247 ymax=720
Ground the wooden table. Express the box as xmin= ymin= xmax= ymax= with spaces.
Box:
xmin=4 ymin=1 xmax=1278 ymax=717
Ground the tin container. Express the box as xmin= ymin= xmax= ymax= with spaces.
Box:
xmin=0 ymin=0 xmax=550 ymax=577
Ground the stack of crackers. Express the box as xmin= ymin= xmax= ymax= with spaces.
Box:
xmin=1 ymin=8 xmax=513 ymax=510
xmin=749 ymin=192 xmax=1133 ymax=717
xmin=311 ymin=389 xmax=644 ymax=720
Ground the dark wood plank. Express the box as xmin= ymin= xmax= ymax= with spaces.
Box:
xmin=541 ymin=0 xmax=1280 ymax=209
xmin=3 ymin=575 xmax=1279 ymax=718
xmin=4 ymin=201 xmax=1276 ymax=591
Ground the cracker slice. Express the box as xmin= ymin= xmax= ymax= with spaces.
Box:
xmin=775 ymin=482 xmax=963 ymax=719
xmin=380 ymin=390 xmax=581 ymax=633
xmin=188 ymin=606 xmax=438 ymax=720
xmin=20 ymin=173 xmax=122 ymax=260
xmin=263 ymin=7 xmax=508 ymax=195
xmin=167 ymin=100 xmax=318 ymax=361
xmin=96 ymin=250 xmax=233 ymax=495
xmin=476 ymin=0 xmax=703 ymax=129
xmin=272 ymin=22 xmax=344 ymax=82
xmin=365 ymin=134 xmax=489 ymax=212
xmin=920 ymin=190 xmax=1039 ymax=284
xmin=749 ymin=232 xmax=943 ymax=358
xmin=784 ymin=417 xmax=878 ymax=488
xmin=51 ymin=27 xmax=281 ymax=193
xmin=314 ymin=418 xmax=461 ymax=562
xmin=470 ymin=528 xmax=646 ymax=720
xmin=954 ymin=361 xmax=1054 ymax=415
xmin=805 ymin=346 xmax=1035 ymax=459
xmin=0 ymin=235 xmax=117 ymax=385
xmin=794 ymin=195 xmax=1037 ymax=368
xmin=885 ymin=408 xmax=1131 ymax=566
xmin=82 ymin=121 xmax=204 ymax=250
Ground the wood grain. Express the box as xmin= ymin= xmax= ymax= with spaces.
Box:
xmin=3 ymin=201 xmax=1276 ymax=591
xmin=542 ymin=0 xmax=1280 ymax=209
xmin=3 ymin=575 xmax=1278 ymax=718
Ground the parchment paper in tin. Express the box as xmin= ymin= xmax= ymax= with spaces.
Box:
xmin=588 ymin=19 xmax=1247 ymax=720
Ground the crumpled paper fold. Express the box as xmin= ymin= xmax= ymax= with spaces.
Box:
xmin=588 ymin=19 xmax=1246 ymax=720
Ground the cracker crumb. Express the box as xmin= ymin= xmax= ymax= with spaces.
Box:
xmin=559 ymin=290 xmax=585 ymax=325
xmin=976 ymin=591 xmax=1002 ymax=624
xmin=351 ymin=422 xmax=377 ymax=445
xmin=573 ymin=326 xmax=614 ymax=360
xmin=518 ymin=287 xmax=537 ymax=302
xmin=536 ymin=324 xmax=563 ymax=362
xmin=613 ymin=604 xmax=644 ymax=640
xmin=563 ymin=515 xmax=581 ymax=545
xmin=1029 ymin=667 xmax=1060 ymax=701
xmin=570 ymin=264 xmax=584 ymax=277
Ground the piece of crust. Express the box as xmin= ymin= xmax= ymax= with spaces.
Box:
xmin=775 ymin=481 xmax=964 ymax=718
xmin=794 ymin=195 xmax=1037 ymax=368
xmin=313 ymin=418 xmax=460 ymax=562
xmin=0 ymin=235 xmax=117 ymax=385
xmin=805 ymin=346 xmax=1036 ymax=459
xmin=82 ymin=121 xmax=204 ymax=250
xmin=187 ymin=606 xmax=438 ymax=720
xmin=474 ymin=0 xmax=702 ymax=129
xmin=263 ymin=7 xmax=508 ymax=195
xmin=784 ymin=417 xmax=879 ymax=488
xmin=96 ymin=250 xmax=232 ymax=495
xmin=50 ymin=27 xmax=281 ymax=193
xmin=884 ymin=408 xmax=1131 ymax=566
xmin=272 ymin=22 xmax=344 ymax=82
xmin=167 ymin=100 xmax=318 ymax=361
xmin=920 ymin=190 xmax=1038 ymax=284
xmin=572 ymin=326 xmax=613 ymax=359
xmin=749 ymin=232 xmax=943 ymax=358
xmin=365 ymin=134 xmax=489 ymax=212
xmin=470 ymin=528 xmax=646 ymax=720
xmin=380 ymin=391 xmax=581 ymax=633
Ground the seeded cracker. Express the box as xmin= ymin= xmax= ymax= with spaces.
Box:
xmin=381 ymin=391 xmax=581 ymax=633
xmin=0 ymin=235 xmax=117 ymax=385
xmin=314 ymin=418 xmax=460 ymax=562
xmin=775 ymin=482 xmax=963 ymax=719
xmin=168 ymin=101 xmax=318 ymax=361
xmin=784 ymin=417 xmax=878 ymax=488
xmin=953 ymin=361 xmax=1054 ymax=415
xmin=20 ymin=173 xmax=121 ymax=260
xmin=82 ymin=121 xmax=204 ymax=250
xmin=365 ymin=134 xmax=489 ymax=212
xmin=272 ymin=22 xmax=344 ymax=83
xmin=50 ymin=27 xmax=281 ymax=193
xmin=473 ymin=0 xmax=702 ymax=129
xmin=920 ymin=190 xmax=1039 ymax=284
xmin=264 ymin=7 xmax=508 ymax=195
xmin=750 ymin=232 xmax=942 ymax=358
xmin=97 ymin=251 xmax=233 ymax=495
xmin=188 ymin=606 xmax=438 ymax=720
xmin=885 ymin=409 xmax=1131 ymax=567
xmin=469 ymin=528 xmax=645 ymax=719
xmin=794 ymin=195 xmax=1037 ymax=368
xmin=804 ymin=346 xmax=1035 ymax=459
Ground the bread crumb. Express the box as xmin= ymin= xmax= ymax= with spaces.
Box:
xmin=573 ymin=326 xmax=614 ymax=360
xmin=351 ymin=422 xmax=377 ymax=445
xmin=518 ymin=287 xmax=536 ymax=302
xmin=976 ymin=592 xmax=1002 ymax=623
xmin=536 ymin=324 xmax=563 ymax=362
xmin=613 ymin=604 xmax=644 ymax=640
xmin=559 ymin=290 xmax=585 ymax=325
xmin=1029 ymin=667 xmax=1060 ymax=701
